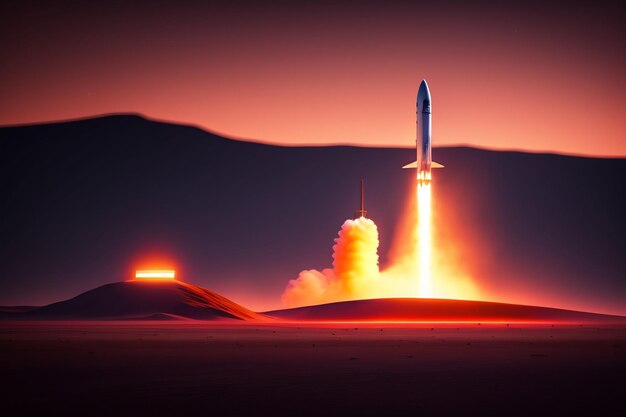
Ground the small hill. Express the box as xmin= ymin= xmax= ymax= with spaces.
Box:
xmin=265 ymin=298 xmax=626 ymax=323
xmin=6 ymin=280 xmax=264 ymax=321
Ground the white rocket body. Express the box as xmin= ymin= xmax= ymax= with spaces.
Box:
xmin=403 ymin=79 xmax=444 ymax=181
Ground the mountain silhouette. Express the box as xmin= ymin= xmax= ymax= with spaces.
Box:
xmin=1 ymin=115 xmax=624 ymax=314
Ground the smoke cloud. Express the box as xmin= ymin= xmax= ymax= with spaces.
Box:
xmin=282 ymin=218 xmax=380 ymax=307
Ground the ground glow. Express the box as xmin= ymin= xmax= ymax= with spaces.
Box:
xmin=282 ymin=173 xmax=481 ymax=307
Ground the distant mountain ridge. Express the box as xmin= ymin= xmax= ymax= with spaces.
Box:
xmin=1 ymin=115 xmax=625 ymax=314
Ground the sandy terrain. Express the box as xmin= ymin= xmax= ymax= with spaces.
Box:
xmin=1 ymin=321 xmax=625 ymax=416
xmin=266 ymin=298 xmax=626 ymax=322
xmin=5 ymin=280 xmax=263 ymax=321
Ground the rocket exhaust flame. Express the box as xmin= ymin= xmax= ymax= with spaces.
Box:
xmin=417 ymin=171 xmax=431 ymax=184
xmin=417 ymin=182 xmax=432 ymax=297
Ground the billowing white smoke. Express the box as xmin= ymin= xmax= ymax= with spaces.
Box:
xmin=281 ymin=218 xmax=380 ymax=307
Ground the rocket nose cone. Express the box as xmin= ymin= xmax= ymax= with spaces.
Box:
xmin=417 ymin=79 xmax=431 ymax=112
xmin=417 ymin=80 xmax=431 ymax=101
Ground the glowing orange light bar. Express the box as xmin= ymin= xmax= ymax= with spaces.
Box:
xmin=135 ymin=270 xmax=176 ymax=279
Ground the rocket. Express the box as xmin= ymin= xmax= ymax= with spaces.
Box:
xmin=354 ymin=179 xmax=367 ymax=219
xmin=403 ymin=79 xmax=444 ymax=182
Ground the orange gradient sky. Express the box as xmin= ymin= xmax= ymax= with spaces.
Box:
xmin=1 ymin=1 xmax=624 ymax=156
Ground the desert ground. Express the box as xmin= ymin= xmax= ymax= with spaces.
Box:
xmin=1 ymin=321 xmax=625 ymax=416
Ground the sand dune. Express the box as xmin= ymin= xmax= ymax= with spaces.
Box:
xmin=5 ymin=280 xmax=264 ymax=321
xmin=266 ymin=298 xmax=626 ymax=323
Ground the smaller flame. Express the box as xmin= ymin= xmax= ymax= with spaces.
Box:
xmin=135 ymin=270 xmax=176 ymax=279
xmin=417 ymin=171 xmax=432 ymax=182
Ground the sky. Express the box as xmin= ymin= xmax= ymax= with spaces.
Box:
xmin=1 ymin=0 xmax=624 ymax=156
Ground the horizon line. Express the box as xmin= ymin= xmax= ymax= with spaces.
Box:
xmin=2 ymin=112 xmax=625 ymax=160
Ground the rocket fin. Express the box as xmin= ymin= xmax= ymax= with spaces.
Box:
xmin=403 ymin=161 xmax=444 ymax=168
